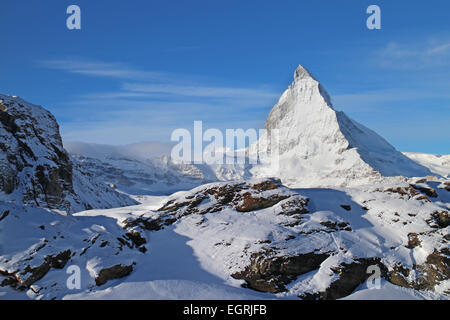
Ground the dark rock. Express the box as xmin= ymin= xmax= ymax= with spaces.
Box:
xmin=0 ymin=210 xmax=9 ymax=222
xmin=384 ymin=186 xmax=419 ymax=198
xmin=0 ymin=269 xmax=20 ymax=288
xmin=251 ymin=180 xmax=280 ymax=191
xmin=443 ymin=182 xmax=450 ymax=192
xmin=387 ymin=250 xmax=450 ymax=290
xmin=11 ymin=249 xmax=72 ymax=288
xmin=232 ymin=251 xmax=329 ymax=293
xmin=235 ymin=192 xmax=289 ymax=212
xmin=412 ymin=185 xmax=438 ymax=198
xmin=279 ymin=197 xmax=309 ymax=215
xmin=19 ymin=263 xmax=51 ymax=287
xmin=95 ymin=264 xmax=133 ymax=286
xmin=123 ymin=217 xmax=165 ymax=231
xmin=300 ymin=258 xmax=387 ymax=300
xmin=44 ymin=250 xmax=71 ymax=269
xmin=159 ymin=179 xmax=303 ymax=216
xmin=433 ymin=211 xmax=449 ymax=228
xmin=406 ymin=233 xmax=421 ymax=249
xmin=125 ymin=230 xmax=147 ymax=248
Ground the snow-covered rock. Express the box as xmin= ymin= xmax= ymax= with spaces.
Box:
xmin=1 ymin=177 xmax=448 ymax=300
xmin=0 ymin=201 xmax=145 ymax=299
xmin=120 ymin=178 xmax=449 ymax=299
xmin=0 ymin=94 xmax=136 ymax=213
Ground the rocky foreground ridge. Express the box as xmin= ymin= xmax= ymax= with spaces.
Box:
xmin=1 ymin=177 xmax=448 ymax=299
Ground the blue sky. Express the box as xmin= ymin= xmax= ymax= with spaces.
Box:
xmin=0 ymin=0 xmax=449 ymax=154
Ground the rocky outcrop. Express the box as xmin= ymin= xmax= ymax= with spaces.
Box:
xmin=432 ymin=210 xmax=449 ymax=228
xmin=232 ymin=251 xmax=330 ymax=293
xmin=0 ymin=94 xmax=136 ymax=213
xmin=95 ymin=264 xmax=134 ymax=286
xmin=412 ymin=184 xmax=438 ymax=198
xmin=388 ymin=249 xmax=450 ymax=291
xmin=0 ymin=202 xmax=145 ymax=296
xmin=123 ymin=178 xmax=306 ymax=231
xmin=300 ymin=258 xmax=388 ymax=300
xmin=0 ymin=249 xmax=72 ymax=289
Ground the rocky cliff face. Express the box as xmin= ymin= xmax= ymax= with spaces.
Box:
xmin=251 ymin=65 xmax=432 ymax=187
xmin=0 ymin=94 xmax=136 ymax=213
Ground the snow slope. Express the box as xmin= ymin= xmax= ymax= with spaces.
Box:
xmin=404 ymin=152 xmax=449 ymax=178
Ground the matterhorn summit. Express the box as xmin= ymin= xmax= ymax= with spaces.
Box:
xmin=251 ymin=65 xmax=432 ymax=187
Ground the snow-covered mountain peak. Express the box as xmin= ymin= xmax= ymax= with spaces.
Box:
xmin=293 ymin=64 xmax=315 ymax=81
xmin=253 ymin=66 xmax=433 ymax=187
xmin=265 ymin=65 xmax=333 ymax=132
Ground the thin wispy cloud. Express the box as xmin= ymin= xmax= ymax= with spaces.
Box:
xmin=41 ymin=59 xmax=167 ymax=81
xmin=41 ymin=58 xmax=278 ymax=144
xmin=376 ymin=39 xmax=450 ymax=69
xmin=123 ymin=83 xmax=277 ymax=100
xmin=42 ymin=58 xmax=278 ymax=104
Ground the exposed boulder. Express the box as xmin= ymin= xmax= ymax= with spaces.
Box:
xmin=300 ymin=258 xmax=388 ymax=300
xmin=443 ymin=182 xmax=450 ymax=192
xmin=406 ymin=233 xmax=421 ymax=249
xmin=432 ymin=210 xmax=449 ymax=228
xmin=232 ymin=251 xmax=330 ymax=293
xmin=0 ymin=249 xmax=72 ymax=289
xmin=95 ymin=264 xmax=134 ymax=286
xmin=412 ymin=185 xmax=438 ymax=198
